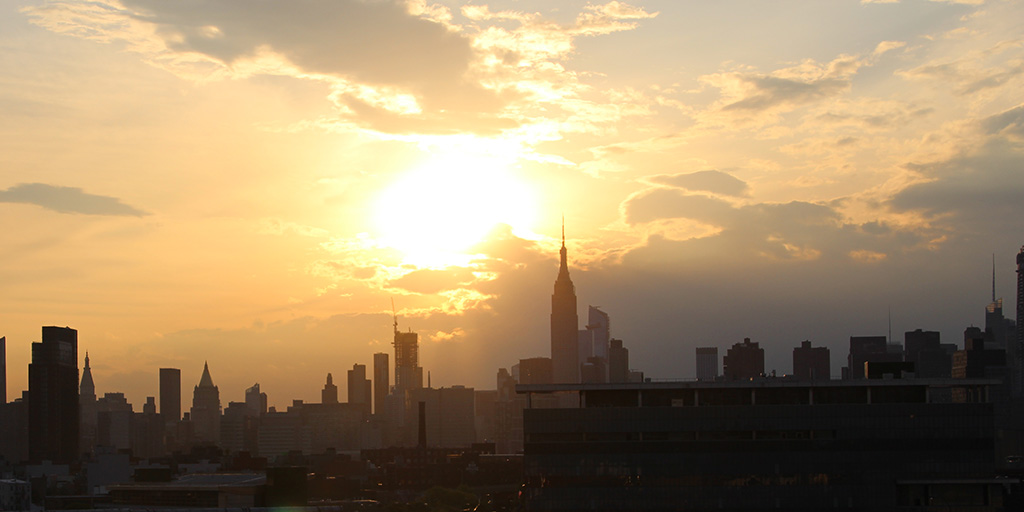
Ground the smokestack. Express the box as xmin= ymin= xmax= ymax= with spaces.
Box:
xmin=418 ymin=401 xmax=427 ymax=448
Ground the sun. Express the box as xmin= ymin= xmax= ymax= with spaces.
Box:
xmin=373 ymin=154 xmax=537 ymax=266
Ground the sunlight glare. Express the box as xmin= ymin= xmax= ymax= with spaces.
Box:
xmin=373 ymin=155 xmax=537 ymax=267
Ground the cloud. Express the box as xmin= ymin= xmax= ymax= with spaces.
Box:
xmin=647 ymin=170 xmax=750 ymax=197
xmin=388 ymin=267 xmax=479 ymax=295
xmin=0 ymin=183 xmax=147 ymax=216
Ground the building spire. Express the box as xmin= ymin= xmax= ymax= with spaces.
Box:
xmin=993 ymin=253 xmax=997 ymax=303
xmin=198 ymin=361 xmax=215 ymax=388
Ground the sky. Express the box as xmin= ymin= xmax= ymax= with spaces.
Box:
xmin=2 ymin=0 xmax=1024 ymax=409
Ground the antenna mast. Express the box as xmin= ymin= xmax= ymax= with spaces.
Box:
xmin=391 ymin=298 xmax=398 ymax=335
xmin=993 ymin=253 xmax=997 ymax=303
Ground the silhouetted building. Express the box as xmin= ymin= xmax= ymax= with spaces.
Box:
xmin=0 ymin=336 xmax=5 ymax=404
xmin=348 ymin=363 xmax=371 ymax=416
xmin=588 ymin=307 xmax=610 ymax=360
xmin=406 ymin=386 xmax=476 ymax=448
xmin=904 ymin=329 xmax=953 ymax=378
xmin=608 ymin=339 xmax=629 ymax=383
xmin=723 ymin=338 xmax=763 ymax=381
xmin=159 ymin=368 xmax=181 ymax=425
xmin=220 ymin=401 xmax=257 ymax=455
xmin=28 ymin=326 xmax=79 ymax=463
xmin=494 ymin=368 xmax=524 ymax=454
xmin=394 ymin=320 xmax=423 ymax=393
xmin=846 ymin=335 xmax=901 ymax=379
xmin=518 ymin=358 xmax=553 ymax=385
xmin=245 ymin=383 xmax=266 ymax=416
xmin=792 ymin=341 xmax=829 ymax=381
xmin=80 ymin=352 xmax=97 ymax=454
xmin=519 ymin=379 xmax=1001 ymax=511
xmin=96 ymin=392 xmax=133 ymax=451
xmin=373 ymin=352 xmax=388 ymax=415
xmin=321 ymin=373 xmax=338 ymax=404
xmin=190 ymin=362 xmax=221 ymax=445
xmin=1018 ymin=246 xmax=1024 ymax=394
xmin=580 ymin=356 xmax=607 ymax=384
xmin=132 ymin=397 xmax=164 ymax=458
xmin=695 ymin=347 xmax=718 ymax=381
xmin=551 ymin=226 xmax=579 ymax=384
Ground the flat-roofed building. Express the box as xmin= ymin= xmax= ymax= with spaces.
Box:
xmin=518 ymin=378 xmax=1002 ymax=511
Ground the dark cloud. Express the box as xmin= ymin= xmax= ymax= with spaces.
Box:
xmin=388 ymin=267 xmax=478 ymax=295
xmin=890 ymin=106 xmax=1024 ymax=236
xmin=0 ymin=183 xmax=147 ymax=216
xmin=982 ymin=104 xmax=1024 ymax=137
xmin=120 ymin=0 xmax=508 ymax=133
xmin=647 ymin=170 xmax=749 ymax=197
xmin=723 ymin=75 xmax=848 ymax=111
xmin=623 ymin=188 xmax=736 ymax=226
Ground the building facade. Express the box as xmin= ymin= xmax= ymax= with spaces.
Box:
xmin=28 ymin=326 xmax=79 ymax=463
xmin=519 ymin=379 xmax=1002 ymax=511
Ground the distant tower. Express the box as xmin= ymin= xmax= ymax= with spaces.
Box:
xmin=723 ymin=338 xmax=764 ymax=381
xmin=190 ymin=362 xmax=221 ymax=445
xmin=792 ymin=341 xmax=830 ymax=381
xmin=1016 ymin=246 xmax=1024 ymax=394
xmin=28 ymin=326 xmax=79 ymax=463
xmin=348 ymin=364 xmax=371 ymax=415
xmin=322 ymin=373 xmax=338 ymax=404
xmin=373 ymin=352 xmax=389 ymax=415
xmin=551 ymin=223 xmax=580 ymax=383
xmin=159 ymin=368 xmax=181 ymax=425
xmin=393 ymin=308 xmax=423 ymax=393
xmin=1 ymin=336 xmax=6 ymax=404
xmin=608 ymin=339 xmax=630 ymax=383
xmin=695 ymin=347 xmax=719 ymax=381
xmin=80 ymin=352 xmax=97 ymax=454
xmin=245 ymin=383 xmax=267 ymax=416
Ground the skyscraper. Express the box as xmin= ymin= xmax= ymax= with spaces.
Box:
xmin=80 ymin=352 xmax=97 ymax=454
xmin=608 ymin=339 xmax=630 ymax=383
xmin=551 ymin=225 xmax=579 ymax=383
xmin=190 ymin=362 xmax=221 ymax=445
xmin=348 ymin=363 xmax=371 ymax=416
xmin=373 ymin=352 xmax=388 ymax=415
xmin=159 ymin=368 xmax=181 ymax=425
xmin=1 ymin=336 xmax=5 ymax=404
xmin=588 ymin=306 xmax=610 ymax=361
xmin=28 ymin=326 xmax=79 ymax=463
xmin=393 ymin=316 xmax=423 ymax=393
xmin=322 ymin=373 xmax=338 ymax=404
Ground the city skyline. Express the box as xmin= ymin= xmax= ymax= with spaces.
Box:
xmin=3 ymin=0 xmax=1024 ymax=407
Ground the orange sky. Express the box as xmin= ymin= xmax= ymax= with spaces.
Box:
xmin=2 ymin=0 xmax=1024 ymax=408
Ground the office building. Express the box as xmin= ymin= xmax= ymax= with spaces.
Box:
xmin=405 ymin=386 xmax=476 ymax=448
xmin=321 ymin=373 xmax=338 ymax=404
xmin=1018 ymin=246 xmax=1024 ymax=385
xmin=722 ymin=338 xmax=764 ymax=380
xmin=519 ymin=378 xmax=1001 ymax=511
xmin=792 ymin=341 xmax=829 ymax=381
xmin=846 ymin=335 xmax=900 ymax=379
xmin=159 ymin=368 xmax=181 ymax=425
xmin=518 ymin=357 xmax=553 ymax=385
xmin=904 ymin=329 xmax=953 ymax=378
xmin=190 ymin=362 xmax=221 ymax=445
xmin=28 ymin=326 xmax=79 ymax=463
xmin=551 ymin=226 xmax=579 ymax=383
xmin=608 ymin=339 xmax=629 ymax=383
xmin=245 ymin=383 xmax=267 ymax=416
xmin=695 ymin=347 xmax=718 ymax=381
xmin=347 ymin=363 xmax=371 ymax=416
xmin=373 ymin=352 xmax=388 ymax=415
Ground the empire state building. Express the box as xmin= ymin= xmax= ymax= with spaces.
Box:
xmin=551 ymin=226 xmax=579 ymax=383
